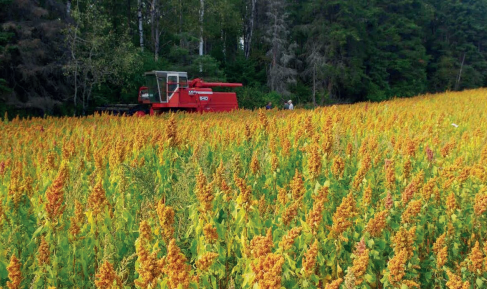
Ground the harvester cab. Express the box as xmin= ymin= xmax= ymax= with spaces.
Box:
xmin=96 ymin=70 xmax=242 ymax=116
xmin=140 ymin=71 xmax=188 ymax=104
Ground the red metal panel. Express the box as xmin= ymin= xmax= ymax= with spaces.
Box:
xmin=204 ymin=92 xmax=238 ymax=112
xmin=178 ymin=88 xmax=198 ymax=106
xmin=166 ymin=90 xmax=180 ymax=107
xmin=138 ymin=86 xmax=151 ymax=104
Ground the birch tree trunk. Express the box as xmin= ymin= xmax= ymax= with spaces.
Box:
xmin=244 ymin=0 xmax=256 ymax=59
xmin=66 ymin=0 xmax=71 ymax=16
xmin=155 ymin=13 xmax=160 ymax=62
xmin=199 ymin=0 xmax=204 ymax=72
xmin=138 ymin=0 xmax=144 ymax=51
xmin=199 ymin=0 xmax=204 ymax=56
xmin=455 ymin=52 xmax=466 ymax=91
xmin=312 ymin=63 xmax=316 ymax=106
xmin=151 ymin=0 xmax=160 ymax=61
xmin=68 ymin=17 xmax=79 ymax=111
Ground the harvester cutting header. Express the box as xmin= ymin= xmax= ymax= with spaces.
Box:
xmin=96 ymin=71 xmax=242 ymax=115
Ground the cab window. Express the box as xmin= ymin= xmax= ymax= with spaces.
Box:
xmin=180 ymin=76 xmax=188 ymax=88
xmin=168 ymin=75 xmax=178 ymax=97
xmin=145 ymin=75 xmax=161 ymax=103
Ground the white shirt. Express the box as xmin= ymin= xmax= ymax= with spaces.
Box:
xmin=289 ymin=103 xmax=294 ymax=110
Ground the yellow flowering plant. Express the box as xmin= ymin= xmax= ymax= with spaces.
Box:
xmin=0 ymin=90 xmax=486 ymax=288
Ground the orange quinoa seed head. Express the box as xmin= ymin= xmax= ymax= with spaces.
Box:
xmin=156 ymin=201 xmax=175 ymax=242
xmin=325 ymin=278 xmax=343 ymax=289
xmin=95 ymin=261 xmax=119 ymax=289
xmin=7 ymin=254 xmax=22 ymax=289
xmin=387 ymin=249 xmax=407 ymax=285
xmin=279 ymin=227 xmax=302 ymax=251
xmin=302 ymin=239 xmax=319 ymax=276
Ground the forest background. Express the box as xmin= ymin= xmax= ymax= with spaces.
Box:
xmin=0 ymin=0 xmax=486 ymax=116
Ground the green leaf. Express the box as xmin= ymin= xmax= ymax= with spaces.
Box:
xmin=202 ymin=276 xmax=210 ymax=288
xmin=371 ymin=250 xmax=380 ymax=258
xmin=365 ymin=273 xmax=376 ymax=284
xmin=451 ymin=214 xmax=457 ymax=222
xmin=310 ymin=274 xmax=319 ymax=283
xmin=367 ymin=239 xmax=375 ymax=248
xmin=439 ymin=215 xmax=445 ymax=224
xmin=284 ymin=253 xmax=297 ymax=270
xmin=242 ymin=272 xmax=255 ymax=287
xmin=190 ymin=239 xmax=198 ymax=256
xmin=376 ymin=239 xmax=386 ymax=250
xmin=283 ymin=266 xmax=291 ymax=280
xmin=476 ymin=278 xmax=484 ymax=287
xmin=216 ymin=222 xmax=225 ymax=241
xmin=29 ymin=225 xmax=45 ymax=243
xmin=0 ymin=261 xmax=7 ymax=279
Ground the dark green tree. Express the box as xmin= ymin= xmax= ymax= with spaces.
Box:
xmin=2 ymin=0 xmax=487 ymax=115
xmin=425 ymin=0 xmax=487 ymax=92
xmin=364 ymin=0 xmax=428 ymax=100
xmin=0 ymin=0 xmax=12 ymax=93
xmin=301 ymin=0 xmax=369 ymax=103
xmin=64 ymin=0 xmax=140 ymax=114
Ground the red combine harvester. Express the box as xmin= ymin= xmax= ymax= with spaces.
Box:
xmin=96 ymin=71 xmax=242 ymax=116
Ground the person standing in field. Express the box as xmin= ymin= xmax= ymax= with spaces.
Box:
xmin=283 ymin=101 xmax=289 ymax=110
xmin=266 ymin=102 xmax=272 ymax=110
xmin=288 ymin=100 xmax=294 ymax=110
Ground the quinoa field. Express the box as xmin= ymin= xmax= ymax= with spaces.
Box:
xmin=1 ymin=89 xmax=487 ymax=289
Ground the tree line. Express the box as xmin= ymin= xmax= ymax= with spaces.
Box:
xmin=0 ymin=0 xmax=486 ymax=116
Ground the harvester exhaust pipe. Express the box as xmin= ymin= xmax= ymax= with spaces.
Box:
xmin=190 ymin=78 xmax=243 ymax=88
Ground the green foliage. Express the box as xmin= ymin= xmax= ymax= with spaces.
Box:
xmin=264 ymin=91 xmax=283 ymax=107
xmin=1 ymin=0 xmax=487 ymax=114
xmin=289 ymin=82 xmax=312 ymax=104
xmin=235 ymin=85 xmax=268 ymax=109
xmin=225 ymin=54 xmax=266 ymax=87
xmin=189 ymin=55 xmax=225 ymax=80
xmin=64 ymin=0 xmax=141 ymax=114
xmin=366 ymin=82 xmax=388 ymax=102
